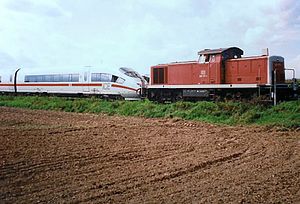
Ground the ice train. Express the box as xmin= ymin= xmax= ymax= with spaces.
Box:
xmin=0 ymin=68 xmax=141 ymax=100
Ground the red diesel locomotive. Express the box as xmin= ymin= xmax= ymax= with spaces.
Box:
xmin=147 ymin=47 xmax=298 ymax=102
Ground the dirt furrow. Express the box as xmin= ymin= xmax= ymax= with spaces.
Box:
xmin=0 ymin=107 xmax=299 ymax=203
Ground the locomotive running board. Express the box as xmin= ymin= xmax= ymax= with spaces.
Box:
xmin=148 ymin=84 xmax=259 ymax=89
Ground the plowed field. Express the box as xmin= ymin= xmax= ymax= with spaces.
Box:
xmin=0 ymin=107 xmax=299 ymax=203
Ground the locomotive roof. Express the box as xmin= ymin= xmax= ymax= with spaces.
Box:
xmin=198 ymin=47 xmax=244 ymax=55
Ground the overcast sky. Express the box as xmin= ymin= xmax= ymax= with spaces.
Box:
xmin=0 ymin=0 xmax=299 ymax=77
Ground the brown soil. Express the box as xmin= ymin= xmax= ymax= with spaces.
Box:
xmin=0 ymin=107 xmax=299 ymax=203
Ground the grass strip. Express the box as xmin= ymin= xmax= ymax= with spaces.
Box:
xmin=0 ymin=95 xmax=299 ymax=128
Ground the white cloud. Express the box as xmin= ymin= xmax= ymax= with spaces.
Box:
xmin=5 ymin=0 xmax=71 ymax=18
xmin=0 ymin=0 xmax=73 ymax=70
xmin=0 ymin=0 xmax=299 ymax=77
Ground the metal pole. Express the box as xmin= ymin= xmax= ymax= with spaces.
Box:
xmin=14 ymin=68 xmax=21 ymax=94
xmin=274 ymin=69 xmax=277 ymax=106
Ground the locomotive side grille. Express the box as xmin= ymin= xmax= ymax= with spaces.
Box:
xmin=153 ymin=67 xmax=167 ymax=84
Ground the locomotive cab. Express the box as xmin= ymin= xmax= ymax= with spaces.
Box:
xmin=198 ymin=47 xmax=243 ymax=63
xmin=197 ymin=47 xmax=244 ymax=83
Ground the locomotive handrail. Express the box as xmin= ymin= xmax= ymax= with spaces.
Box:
xmin=284 ymin=68 xmax=298 ymax=92
xmin=274 ymin=69 xmax=277 ymax=106
xmin=284 ymin=68 xmax=295 ymax=79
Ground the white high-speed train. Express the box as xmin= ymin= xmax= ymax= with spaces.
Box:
xmin=0 ymin=67 xmax=143 ymax=100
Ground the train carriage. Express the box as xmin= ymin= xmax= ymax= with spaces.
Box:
xmin=0 ymin=68 xmax=141 ymax=100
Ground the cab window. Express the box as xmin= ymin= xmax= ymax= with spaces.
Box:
xmin=199 ymin=54 xmax=210 ymax=63
xmin=116 ymin=77 xmax=125 ymax=84
xmin=111 ymin=75 xmax=125 ymax=84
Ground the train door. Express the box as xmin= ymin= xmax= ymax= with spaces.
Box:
xmin=209 ymin=55 xmax=220 ymax=84
xmin=269 ymin=56 xmax=285 ymax=85
xmin=83 ymin=71 xmax=90 ymax=92
xmin=272 ymin=61 xmax=285 ymax=84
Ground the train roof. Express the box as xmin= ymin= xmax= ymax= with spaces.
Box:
xmin=198 ymin=47 xmax=244 ymax=56
xmin=155 ymin=60 xmax=198 ymax=66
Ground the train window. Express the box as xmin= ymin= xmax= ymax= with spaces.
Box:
xmin=61 ymin=74 xmax=69 ymax=82
xmin=25 ymin=75 xmax=30 ymax=82
xmin=10 ymin=75 xmax=12 ymax=82
xmin=91 ymin=73 xmax=100 ymax=81
xmin=25 ymin=74 xmax=79 ymax=82
xmin=199 ymin=54 xmax=210 ymax=63
xmin=111 ymin=75 xmax=118 ymax=82
xmin=0 ymin=76 xmax=1 ymax=82
xmin=116 ymin=77 xmax=125 ymax=84
xmin=100 ymin=73 xmax=111 ymax=82
xmin=37 ymin=75 xmax=43 ymax=82
xmin=44 ymin=75 xmax=53 ymax=82
xmin=199 ymin=55 xmax=206 ymax=63
xmin=70 ymin=74 xmax=79 ymax=82
xmin=25 ymin=75 xmax=40 ymax=82
xmin=205 ymin=55 xmax=210 ymax=62
xmin=84 ymin=72 xmax=88 ymax=81
xmin=110 ymin=75 xmax=125 ymax=84
xmin=53 ymin=75 xmax=60 ymax=82
xmin=91 ymin=73 xmax=112 ymax=82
